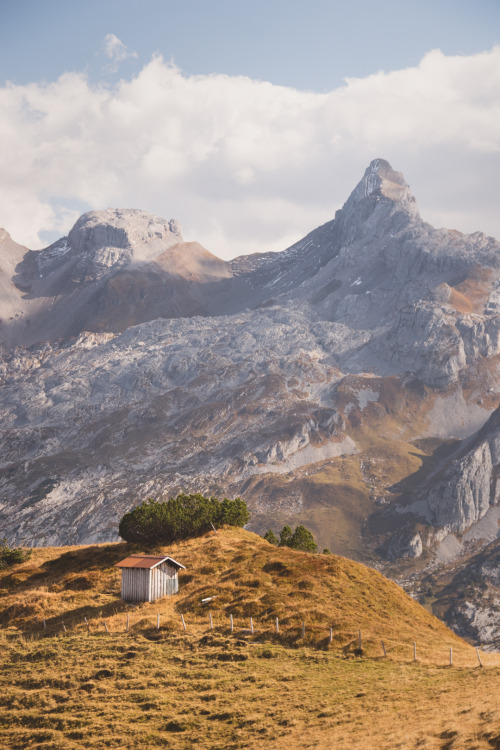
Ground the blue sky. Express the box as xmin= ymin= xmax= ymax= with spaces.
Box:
xmin=2 ymin=0 xmax=499 ymax=90
xmin=1 ymin=0 xmax=500 ymax=256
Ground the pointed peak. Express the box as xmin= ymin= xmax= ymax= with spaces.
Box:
xmin=347 ymin=158 xmax=419 ymax=217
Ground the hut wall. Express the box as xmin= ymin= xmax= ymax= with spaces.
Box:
xmin=121 ymin=567 xmax=151 ymax=602
xmin=151 ymin=562 xmax=179 ymax=600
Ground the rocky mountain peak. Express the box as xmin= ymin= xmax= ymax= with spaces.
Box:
xmin=350 ymin=158 xmax=417 ymax=207
xmin=329 ymin=158 xmax=420 ymax=246
xmin=67 ymin=208 xmax=183 ymax=264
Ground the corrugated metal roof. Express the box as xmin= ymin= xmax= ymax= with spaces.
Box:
xmin=115 ymin=554 xmax=186 ymax=570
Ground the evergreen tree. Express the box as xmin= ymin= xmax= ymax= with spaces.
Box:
xmin=279 ymin=525 xmax=293 ymax=547
xmin=288 ymin=525 xmax=317 ymax=553
xmin=118 ymin=493 xmax=249 ymax=544
xmin=275 ymin=524 xmax=318 ymax=553
xmin=263 ymin=529 xmax=278 ymax=545
xmin=219 ymin=497 xmax=249 ymax=527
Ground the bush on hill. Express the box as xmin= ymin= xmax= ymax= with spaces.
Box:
xmin=264 ymin=529 xmax=279 ymax=545
xmin=263 ymin=524 xmax=318 ymax=553
xmin=118 ymin=493 xmax=249 ymax=544
xmin=0 ymin=538 xmax=31 ymax=569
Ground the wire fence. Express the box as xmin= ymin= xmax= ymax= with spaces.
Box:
xmin=2 ymin=609 xmax=498 ymax=669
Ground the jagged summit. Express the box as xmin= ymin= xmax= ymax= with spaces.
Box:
xmin=340 ymin=158 xmax=420 ymax=223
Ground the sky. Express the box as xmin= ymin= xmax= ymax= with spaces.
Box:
xmin=1 ymin=0 xmax=500 ymax=258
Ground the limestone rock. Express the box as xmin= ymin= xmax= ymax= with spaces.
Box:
xmin=388 ymin=528 xmax=423 ymax=560
xmin=2 ymin=159 xmax=500 ymax=553
xmin=426 ymin=441 xmax=494 ymax=532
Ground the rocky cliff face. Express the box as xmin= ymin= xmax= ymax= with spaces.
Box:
xmin=4 ymin=208 xmax=233 ymax=347
xmin=385 ymin=403 xmax=500 ymax=563
xmin=1 ymin=159 xmax=499 ymax=575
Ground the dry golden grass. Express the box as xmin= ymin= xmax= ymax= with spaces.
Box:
xmin=1 ymin=632 xmax=499 ymax=750
xmin=1 ymin=528 xmax=499 ymax=749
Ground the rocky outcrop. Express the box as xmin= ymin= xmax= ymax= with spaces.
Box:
xmin=5 ymin=209 xmax=233 ymax=346
xmin=426 ymin=441 xmax=495 ymax=532
xmin=67 ymin=209 xmax=183 ymax=259
xmin=387 ymin=404 xmax=500 ymax=561
xmin=2 ymin=158 xmax=500 ymax=554
xmin=388 ymin=528 xmax=423 ymax=560
xmin=434 ymin=539 xmax=500 ymax=651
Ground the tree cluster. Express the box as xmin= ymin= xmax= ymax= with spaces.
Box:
xmin=263 ymin=524 xmax=317 ymax=553
xmin=118 ymin=493 xmax=249 ymax=544
xmin=0 ymin=538 xmax=31 ymax=569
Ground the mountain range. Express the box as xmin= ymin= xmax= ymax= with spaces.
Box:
xmin=1 ymin=158 xmax=499 ymax=646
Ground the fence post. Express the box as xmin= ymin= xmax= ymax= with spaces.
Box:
xmin=43 ymin=618 xmax=46 ymax=631
xmin=209 ymin=612 xmax=213 ymax=630
xmin=157 ymin=613 xmax=160 ymax=631
xmin=381 ymin=640 xmax=387 ymax=657
xmin=126 ymin=614 xmax=129 ymax=632
xmin=84 ymin=616 xmax=90 ymax=634
xmin=413 ymin=642 xmax=417 ymax=662
xmin=449 ymin=647 xmax=453 ymax=667
xmin=476 ymin=648 xmax=483 ymax=668
xmin=276 ymin=617 xmax=279 ymax=634
xmin=181 ymin=614 xmax=186 ymax=631
xmin=329 ymin=628 xmax=333 ymax=645
xmin=358 ymin=630 xmax=362 ymax=650
xmin=230 ymin=614 xmax=233 ymax=634
xmin=250 ymin=617 xmax=254 ymax=634
xmin=302 ymin=621 xmax=305 ymax=638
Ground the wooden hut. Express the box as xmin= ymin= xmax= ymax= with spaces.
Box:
xmin=115 ymin=554 xmax=186 ymax=602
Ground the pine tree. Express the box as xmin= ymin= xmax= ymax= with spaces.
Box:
xmin=288 ymin=525 xmax=317 ymax=553
xmin=279 ymin=525 xmax=293 ymax=547
xmin=263 ymin=529 xmax=278 ymax=545
xmin=118 ymin=494 xmax=249 ymax=544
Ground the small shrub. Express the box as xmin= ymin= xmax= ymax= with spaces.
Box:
xmin=258 ymin=649 xmax=277 ymax=659
xmin=0 ymin=539 xmax=32 ymax=569
xmin=262 ymin=561 xmax=287 ymax=574
xmin=164 ymin=720 xmax=187 ymax=732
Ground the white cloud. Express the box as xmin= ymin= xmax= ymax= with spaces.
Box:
xmin=1 ymin=47 xmax=500 ymax=258
xmin=103 ymin=34 xmax=138 ymax=72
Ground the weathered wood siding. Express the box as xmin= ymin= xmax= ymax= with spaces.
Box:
xmin=120 ymin=562 xmax=179 ymax=602
xmin=151 ymin=562 xmax=179 ymax=600
xmin=121 ymin=567 xmax=151 ymax=602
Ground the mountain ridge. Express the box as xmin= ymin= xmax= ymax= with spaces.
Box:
xmin=1 ymin=158 xmax=500 ymax=646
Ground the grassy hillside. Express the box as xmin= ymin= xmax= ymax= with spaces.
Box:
xmin=1 ymin=528 xmax=499 ymax=749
